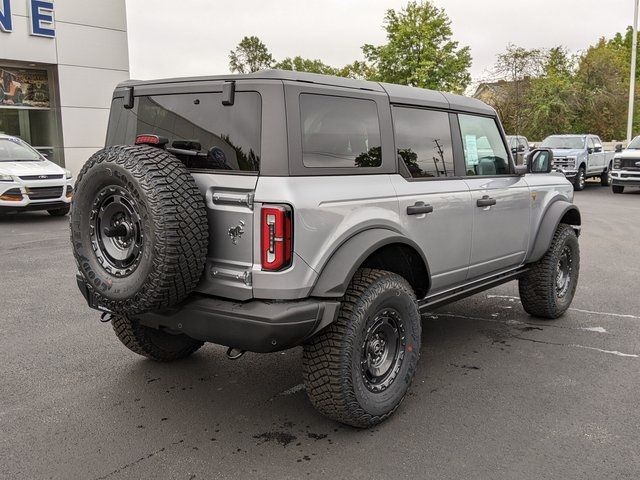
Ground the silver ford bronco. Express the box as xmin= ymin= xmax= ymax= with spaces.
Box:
xmin=72 ymin=70 xmax=581 ymax=428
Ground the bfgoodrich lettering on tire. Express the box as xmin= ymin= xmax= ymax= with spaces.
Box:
xmin=519 ymin=224 xmax=580 ymax=319
xmin=302 ymin=268 xmax=421 ymax=428
xmin=70 ymin=145 xmax=209 ymax=314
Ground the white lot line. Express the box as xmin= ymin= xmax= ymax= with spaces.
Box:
xmin=430 ymin=313 xmax=638 ymax=359
xmin=271 ymin=383 xmax=305 ymax=400
xmin=486 ymin=294 xmax=640 ymax=320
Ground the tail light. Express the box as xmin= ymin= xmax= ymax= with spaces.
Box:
xmin=261 ymin=205 xmax=292 ymax=271
xmin=135 ymin=134 xmax=168 ymax=147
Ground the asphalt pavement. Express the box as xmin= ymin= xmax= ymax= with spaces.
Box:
xmin=1 ymin=182 xmax=639 ymax=479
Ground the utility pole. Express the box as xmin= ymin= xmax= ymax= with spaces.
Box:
xmin=627 ymin=0 xmax=639 ymax=143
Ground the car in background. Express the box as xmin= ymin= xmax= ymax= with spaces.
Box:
xmin=611 ymin=135 xmax=640 ymax=194
xmin=540 ymin=134 xmax=616 ymax=191
xmin=0 ymin=135 xmax=73 ymax=216
xmin=505 ymin=135 xmax=530 ymax=165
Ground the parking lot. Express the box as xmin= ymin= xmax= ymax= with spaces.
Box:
xmin=1 ymin=184 xmax=639 ymax=480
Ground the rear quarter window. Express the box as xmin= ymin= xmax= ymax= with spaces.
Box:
xmin=300 ymin=94 xmax=381 ymax=168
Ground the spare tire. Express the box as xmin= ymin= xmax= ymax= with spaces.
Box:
xmin=70 ymin=145 xmax=209 ymax=314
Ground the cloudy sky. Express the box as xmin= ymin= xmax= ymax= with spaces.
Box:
xmin=125 ymin=0 xmax=636 ymax=84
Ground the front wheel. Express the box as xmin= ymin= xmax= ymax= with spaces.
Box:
xmin=573 ymin=167 xmax=586 ymax=191
xmin=302 ymin=269 xmax=421 ymax=428
xmin=519 ymin=224 xmax=580 ymax=319
xmin=612 ymin=185 xmax=624 ymax=194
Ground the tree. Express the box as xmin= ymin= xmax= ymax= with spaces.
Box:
xmin=362 ymin=1 xmax=471 ymax=93
xmin=489 ymin=45 xmax=546 ymax=135
xmin=274 ymin=56 xmax=339 ymax=76
xmin=229 ymin=36 xmax=274 ymax=74
xmin=526 ymin=47 xmax=577 ymax=139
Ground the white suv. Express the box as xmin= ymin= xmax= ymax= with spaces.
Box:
xmin=0 ymin=135 xmax=73 ymax=216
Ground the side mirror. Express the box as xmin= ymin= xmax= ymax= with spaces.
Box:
xmin=511 ymin=147 xmax=518 ymax=154
xmin=526 ymin=148 xmax=554 ymax=174
xmin=594 ymin=146 xmax=602 ymax=153
xmin=517 ymin=144 xmax=526 ymax=152
xmin=514 ymin=164 xmax=527 ymax=175
xmin=587 ymin=147 xmax=594 ymax=154
xmin=615 ymin=143 xmax=623 ymax=153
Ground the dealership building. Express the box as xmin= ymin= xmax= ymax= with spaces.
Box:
xmin=0 ymin=0 xmax=129 ymax=175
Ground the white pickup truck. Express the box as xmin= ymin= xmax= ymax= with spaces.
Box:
xmin=540 ymin=134 xmax=618 ymax=191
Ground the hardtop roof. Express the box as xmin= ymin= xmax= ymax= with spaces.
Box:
xmin=119 ymin=69 xmax=494 ymax=115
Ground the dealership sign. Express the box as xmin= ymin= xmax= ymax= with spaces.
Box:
xmin=0 ymin=0 xmax=55 ymax=38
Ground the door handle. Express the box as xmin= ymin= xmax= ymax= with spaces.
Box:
xmin=406 ymin=202 xmax=434 ymax=215
xmin=476 ymin=195 xmax=497 ymax=208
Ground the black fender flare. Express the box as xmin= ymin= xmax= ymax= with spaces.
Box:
xmin=525 ymin=200 xmax=581 ymax=263
xmin=311 ymin=228 xmax=430 ymax=298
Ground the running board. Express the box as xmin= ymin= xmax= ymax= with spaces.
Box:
xmin=418 ymin=267 xmax=528 ymax=312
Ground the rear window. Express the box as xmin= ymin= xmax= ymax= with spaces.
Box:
xmin=300 ymin=94 xmax=381 ymax=168
xmin=107 ymin=92 xmax=261 ymax=173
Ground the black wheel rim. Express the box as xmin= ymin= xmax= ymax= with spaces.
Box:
xmin=556 ymin=245 xmax=573 ymax=298
xmin=90 ymin=185 xmax=144 ymax=277
xmin=360 ymin=308 xmax=406 ymax=393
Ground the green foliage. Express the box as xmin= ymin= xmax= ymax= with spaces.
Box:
xmin=483 ymin=32 xmax=640 ymax=141
xmin=229 ymin=36 xmax=274 ymax=74
xmin=274 ymin=56 xmax=339 ymax=75
xmin=362 ymin=1 xmax=471 ymax=92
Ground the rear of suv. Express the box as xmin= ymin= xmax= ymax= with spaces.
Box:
xmin=72 ymin=70 xmax=581 ymax=428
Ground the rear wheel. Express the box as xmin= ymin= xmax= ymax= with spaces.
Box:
xmin=48 ymin=205 xmax=70 ymax=216
xmin=519 ymin=224 xmax=580 ymax=319
xmin=302 ymin=269 xmax=421 ymax=428
xmin=600 ymin=166 xmax=611 ymax=186
xmin=612 ymin=185 xmax=624 ymax=194
xmin=112 ymin=315 xmax=203 ymax=361
xmin=573 ymin=167 xmax=586 ymax=191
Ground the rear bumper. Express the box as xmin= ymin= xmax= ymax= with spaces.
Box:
xmin=76 ymin=275 xmax=340 ymax=353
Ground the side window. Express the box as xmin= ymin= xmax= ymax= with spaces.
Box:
xmin=518 ymin=137 xmax=528 ymax=150
xmin=300 ymin=94 xmax=381 ymax=168
xmin=458 ymin=114 xmax=510 ymax=176
xmin=593 ymin=137 xmax=602 ymax=150
xmin=392 ymin=107 xmax=454 ymax=178
xmin=588 ymin=137 xmax=596 ymax=150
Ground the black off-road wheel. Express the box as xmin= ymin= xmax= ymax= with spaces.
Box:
xmin=573 ymin=167 xmax=586 ymax=191
xmin=600 ymin=167 xmax=611 ymax=186
xmin=612 ymin=185 xmax=624 ymax=194
xmin=302 ymin=269 xmax=421 ymax=428
xmin=48 ymin=205 xmax=70 ymax=217
xmin=70 ymin=145 xmax=208 ymax=314
xmin=519 ymin=224 xmax=580 ymax=319
xmin=112 ymin=315 xmax=203 ymax=361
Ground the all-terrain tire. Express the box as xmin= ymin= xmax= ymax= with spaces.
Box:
xmin=519 ymin=224 xmax=579 ymax=319
xmin=302 ymin=268 xmax=421 ymax=428
xmin=48 ymin=205 xmax=70 ymax=217
xmin=612 ymin=185 xmax=624 ymax=194
xmin=573 ymin=167 xmax=586 ymax=191
xmin=70 ymin=145 xmax=208 ymax=314
xmin=112 ymin=315 xmax=203 ymax=361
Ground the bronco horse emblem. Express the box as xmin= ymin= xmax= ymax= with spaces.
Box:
xmin=228 ymin=220 xmax=245 ymax=245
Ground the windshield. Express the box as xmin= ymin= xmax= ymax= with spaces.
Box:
xmin=541 ymin=136 xmax=586 ymax=150
xmin=627 ymin=136 xmax=640 ymax=149
xmin=0 ymin=138 xmax=42 ymax=162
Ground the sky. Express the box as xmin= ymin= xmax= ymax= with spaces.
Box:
xmin=125 ymin=0 xmax=636 ymax=85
